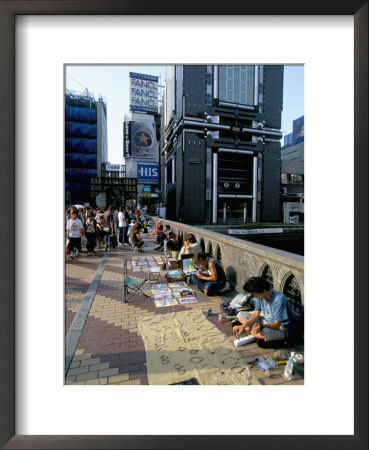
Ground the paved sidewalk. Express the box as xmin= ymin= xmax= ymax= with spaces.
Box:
xmin=65 ymin=235 xmax=304 ymax=385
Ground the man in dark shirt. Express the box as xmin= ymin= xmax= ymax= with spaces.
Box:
xmin=103 ymin=205 xmax=114 ymax=251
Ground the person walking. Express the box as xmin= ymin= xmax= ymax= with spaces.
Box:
xmin=84 ymin=211 xmax=97 ymax=256
xmin=66 ymin=210 xmax=84 ymax=259
xmin=103 ymin=205 xmax=114 ymax=251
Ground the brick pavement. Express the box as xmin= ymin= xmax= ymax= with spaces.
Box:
xmin=65 ymin=234 xmax=304 ymax=385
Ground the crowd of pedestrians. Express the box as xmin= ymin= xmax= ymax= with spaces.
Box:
xmin=65 ymin=204 xmax=150 ymax=258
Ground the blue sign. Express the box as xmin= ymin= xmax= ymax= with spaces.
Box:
xmin=137 ymin=161 xmax=159 ymax=185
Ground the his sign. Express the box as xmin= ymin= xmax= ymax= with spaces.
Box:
xmin=137 ymin=161 xmax=159 ymax=185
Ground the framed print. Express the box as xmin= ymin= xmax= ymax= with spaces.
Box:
xmin=0 ymin=1 xmax=367 ymax=449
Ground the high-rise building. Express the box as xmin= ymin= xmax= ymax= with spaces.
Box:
xmin=281 ymin=116 xmax=304 ymax=223
xmin=65 ymin=90 xmax=108 ymax=206
xmin=161 ymin=65 xmax=284 ymax=224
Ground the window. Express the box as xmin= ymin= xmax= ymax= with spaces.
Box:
xmin=218 ymin=65 xmax=255 ymax=106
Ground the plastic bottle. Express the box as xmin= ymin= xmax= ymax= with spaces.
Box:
xmin=284 ymin=359 xmax=293 ymax=381
xmin=289 ymin=351 xmax=297 ymax=374
xmin=284 ymin=352 xmax=297 ymax=381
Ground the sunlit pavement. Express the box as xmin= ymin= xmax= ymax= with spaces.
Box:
xmin=65 ymin=234 xmax=304 ymax=385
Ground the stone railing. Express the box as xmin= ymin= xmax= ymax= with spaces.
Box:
xmin=151 ymin=218 xmax=304 ymax=306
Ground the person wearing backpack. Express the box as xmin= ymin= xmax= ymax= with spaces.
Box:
xmin=84 ymin=211 xmax=97 ymax=256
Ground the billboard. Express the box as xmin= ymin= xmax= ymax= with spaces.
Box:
xmin=293 ymin=116 xmax=304 ymax=143
xmin=137 ymin=161 xmax=159 ymax=185
xmin=124 ymin=120 xmax=157 ymax=159
xmin=129 ymin=72 xmax=159 ymax=114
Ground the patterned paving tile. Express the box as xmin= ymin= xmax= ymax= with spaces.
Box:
xmin=65 ymin=243 xmax=303 ymax=385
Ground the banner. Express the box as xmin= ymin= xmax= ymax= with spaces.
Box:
xmin=127 ymin=121 xmax=157 ymax=159
xmin=129 ymin=72 xmax=159 ymax=114
xmin=123 ymin=121 xmax=131 ymax=157
xmin=228 ymin=228 xmax=283 ymax=235
xmin=137 ymin=161 xmax=159 ymax=185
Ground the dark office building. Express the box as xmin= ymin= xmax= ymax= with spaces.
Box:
xmin=161 ymin=65 xmax=284 ymax=224
xmin=65 ymin=90 xmax=108 ymax=206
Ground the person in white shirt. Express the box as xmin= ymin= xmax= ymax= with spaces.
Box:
xmin=118 ymin=207 xmax=127 ymax=246
xmin=66 ymin=210 xmax=84 ymax=259
xmin=179 ymin=233 xmax=202 ymax=257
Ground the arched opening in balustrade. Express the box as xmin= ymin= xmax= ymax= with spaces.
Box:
xmin=215 ymin=245 xmax=222 ymax=264
xmin=207 ymin=242 xmax=213 ymax=258
xmin=260 ymin=263 xmax=274 ymax=288
xmin=199 ymin=238 xmax=205 ymax=253
xmin=282 ymin=272 xmax=304 ymax=338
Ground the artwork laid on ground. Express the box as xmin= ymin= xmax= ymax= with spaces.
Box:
xmin=150 ymin=282 xmax=198 ymax=307
xmin=138 ymin=309 xmax=260 ymax=385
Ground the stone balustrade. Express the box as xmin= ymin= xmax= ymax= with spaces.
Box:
xmin=151 ymin=217 xmax=304 ymax=308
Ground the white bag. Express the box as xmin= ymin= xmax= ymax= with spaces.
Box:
xmin=229 ymin=293 xmax=252 ymax=309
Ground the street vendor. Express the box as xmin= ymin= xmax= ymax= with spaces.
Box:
xmin=190 ymin=252 xmax=227 ymax=296
xmin=233 ymin=277 xmax=294 ymax=344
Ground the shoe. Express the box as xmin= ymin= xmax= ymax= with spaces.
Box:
xmin=74 ymin=250 xmax=79 ymax=257
xmin=68 ymin=253 xmax=74 ymax=259
xmin=219 ymin=281 xmax=230 ymax=293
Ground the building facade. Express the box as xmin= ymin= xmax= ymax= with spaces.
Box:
xmin=161 ymin=65 xmax=284 ymax=224
xmin=281 ymin=116 xmax=304 ymax=223
xmin=65 ymin=90 xmax=108 ymax=206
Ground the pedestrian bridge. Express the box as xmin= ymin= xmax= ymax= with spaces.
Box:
xmin=152 ymin=217 xmax=304 ymax=323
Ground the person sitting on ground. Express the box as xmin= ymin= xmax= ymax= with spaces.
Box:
xmin=142 ymin=222 xmax=149 ymax=234
xmin=166 ymin=232 xmax=180 ymax=251
xmin=232 ymin=277 xmax=294 ymax=346
xmin=130 ymin=222 xmax=145 ymax=252
xmin=154 ymin=224 xmax=166 ymax=251
xmin=179 ymin=233 xmax=202 ymax=257
xmin=190 ymin=252 xmax=227 ymax=296
xmin=153 ymin=220 xmax=162 ymax=235
xmin=164 ymin=224 xmax=171 ymax=239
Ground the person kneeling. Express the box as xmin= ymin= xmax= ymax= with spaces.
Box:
xmin=190 ymin=252 xmax=227 ymax=296
xmin=233 ymin=277 xmax=294 ymax=346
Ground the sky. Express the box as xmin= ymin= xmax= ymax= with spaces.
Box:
xmin=66 ymin=65 xmax=304 ymax=164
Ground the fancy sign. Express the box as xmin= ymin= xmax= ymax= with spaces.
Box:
xmin=129 ymin=72 xmax=159 ymax=114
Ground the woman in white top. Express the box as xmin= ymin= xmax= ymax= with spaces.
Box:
xmin=179 ymin=233 xmax=202 ymax=257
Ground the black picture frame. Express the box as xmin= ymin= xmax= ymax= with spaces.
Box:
xmin=0 ymin=1 xmax=367 ymax=449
